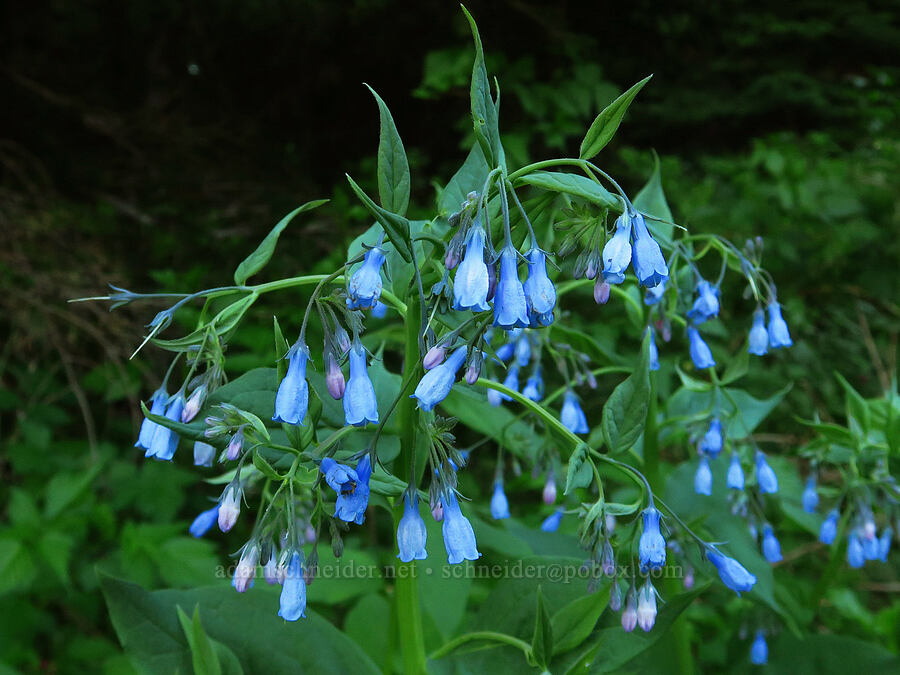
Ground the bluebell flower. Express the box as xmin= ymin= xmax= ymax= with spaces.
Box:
xmin=411 ymin=346 xmax=467 ymax=412
xmin=636 ymin=582 xmax=658 ymax=632
xmin=495 ymin=342 xmax=515 ymax=362
xmin=487 ymin=386 xmax=503 ymax=407
xmin=490 ymin=482 xmax=510 ymax=520
xmin=621 ymin=588 xmax=638 ymax=632
xmin=699 ymin=418 xmax=723 ymax=458
xmin=863 ymin=531 xmax=880 ymax=561
xmin=819 ymin=510 xmax=838 ymax=545
xmin=755 ymin=451 xmax=779 ymax=494
xmin=347 ymin=246 xmax=386 ymax=309
xmin=687 ymin=280 xmax=720 ymax=323
xmin=500 ymin=364 xmax=519 ymax=402
xmin=878 ymin=528 xmax=892 ymax=562
xmin=847 ymin=532 xmax=865 ymax=568
xmin=638 ymin=507 xmax=666 ymax=570
xmin=523 ymin=248 xmax=556 ymax=325
xmin=193 ymin=440 xmax=216 ymax=467
xmin=647 ymin=328 xmax=660 ymax=371
xmin=561 ymin=390 xmax=589 ymax=434
xmin=273 ymin=343 xmax=310 ymax=425
xmin=453 ymin=225 xmax=491 ymax=312
xmin=147 ymin=393 xmax=185 ymax=461
xmin=748 ymin=308 xmax=768 ymax=355
xmin=687 ymin=326 xmax=716 ymax=370
xmin=522 ymin=370 xmax=543 ymax=401
xmin=631 ymin=213 xmax=669 ymax=288
xmin=601 ymin=214 xmax=632 ymax=284
xmin=278 ymin=552 xmax=307 ymax=621
xmin=750 ymin=631 xmax=768 ymax=666
xmin=541 ymin=508 xmax=564 ymax=532
xmin=343 ymin=339 xmax=378 ymax=426
xmin=397 ymin=493 xmax=428 ymax=562
xmin=493 ymin=246 xmax=529 ymax=328
xmin=514 ymin=334 xmax=531 ymax=367
xmin=189 ymin=505 xmax=220 ymax=538
xmin=766 ymin=301 xmax=792 ymax=348
xmin=136 ymin=388 xmax=168 ymax=449
xmin=706 ymin=548 xmax=757 ymax=594
xmin=802 ymin=476 xmax=818 ymax=513
xmin=644 ymin=280 xmax=666 ymax=305
xmin=441 ymin=491 xmax=481 ymax=564
xmin=695 ymin=456 xmax=713 ymax=496
xmin=727 ymin=453 xmax=745 ymax=490
xmin=371 ymin=300 xmax=388 ymax=318
xmin=761 ymin=525 xmax=782 ymax=563
xmin=320 ymin=455 xmax=372 ymax=524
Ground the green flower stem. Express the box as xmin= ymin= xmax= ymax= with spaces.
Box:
xmin=555 ymin=278 xmax=644 ymax=320
xmin=430 ymin=631 xmax=532 ymax=660
xmin=644 ymin=372 xmax=661 ymax=492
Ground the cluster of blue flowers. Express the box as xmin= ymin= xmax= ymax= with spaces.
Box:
xmin=816 ymin=498 xmax=893 ymax=568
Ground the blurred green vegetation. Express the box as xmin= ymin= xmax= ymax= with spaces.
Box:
xmin=1 ymin=0 xmax=898 ymax=672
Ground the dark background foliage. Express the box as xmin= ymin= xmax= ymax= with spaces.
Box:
xmin=1 ymin=0 xmax=899 ymax=672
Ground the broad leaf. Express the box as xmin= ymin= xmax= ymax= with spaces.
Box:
xmin=633 ymin=152 xmax=674 ymax=246
xmin=345 ymin=174 xmax=412 ymax=262
xmin=365 ymin=84 xmax=410 ymax=216
xmin=579 ymin=75 xmax=652 ymax=160
xmin=601 ymin=334 xmax=651 ymax=454
xmin=517 ymin=171 xmax=621 ymax=211
xmin=462 ymin=6 xmax=504 ymax=169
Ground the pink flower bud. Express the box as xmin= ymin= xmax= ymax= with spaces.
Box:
xmin=445 ymin=248 xmax=460 ymax=270
xmin=593 ymin=279 xmax=610 ymax=304
xmin=233 ymin=544 xmax=259 ymax=593
xmin=431 ymin=499 xmax=444 ymax=522
xmin=181 ymin=385 xmax=207 ymax=423
xmin=335 ymin=326 xmax=351 ymax=355
xmin=304 ymin=525 xmax=317 ymax=544
xmin=218 ymin=486 xmax=241 ymax=532
xmin=326 ymin=354 xmax=345 ymax=400
xmin=684 ymin=566 xmax=694 ymax=590
xmin=585 ymin=258 xmax=599 ymax=280
xmin=263 ymin=556 xmax=280 ymax=585
xmin=423 ymin=345 xmax=447 ymax=370
xmin=226 ymin=429 xmax=244 ymax=461
xmin=542 ymin=477 xmax=557 ymax=505
xmin=621 ymin=594 xmax=638 ymax=632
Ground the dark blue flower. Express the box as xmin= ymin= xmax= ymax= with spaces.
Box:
xmin=343 ymin=339 xmax=378 ymax=426
xmin=750 ymin=631 xmax=768 ymax=666
xmin=694 ymin=456 xmax=713 ymax=496
xmin=321 ymin=455 xmax=372 ymax=524
xmin=561 ymin=390 xmax=589 ymax=434
xmin=411 ymin=346 xmax=467 ymax=411
xmin=706 ymin=548 xmax=757 ymax=595
xmin=523 ymin=248 xmax=556 ymax=324
xmin=136 ymin=388 xmax=168 ymax=449
xmin=687 ymin=326 xmax=716 ymax=370
xmin=687 ymin=280 xmax=720 ymax=323
xmin=347 ymin=246 xmax=386 ymax=309
xmin=189 ymin=505 xmax=220 ymax=538
xmin=748 ymin=307 xmax=768 ymax=355
xmin=638 ymin=507 xmax=666 ymax=570
xmin=699 ymin=418 xmax=723 ymax=458
xmin=630 ymin=213 xmax=668 ymax=288
xmin=541 ymin=508 xmax=564 ymax=532
xmin=146 ymin=393 xmax=185 ymax=461
xmin=493 ymin=246 xmax=529 ymax=328
xmin=397 ymin=493 xmax=428 ymax=562
xmin=648 ymin=328 xmax=661 ymax=371
xmin=819 ymin=510 xmax=838 ymax=545
xmin=847 ymin=532 xmax=865 ymax=568
xmin=273 ymin=343 xmax=310 ymax=425
xmin=601 ymin=214 xmax=632 ymax=284
xmin=755 ymin=451 xmax=778 ymax=494
xmin=802 ymin=476 xmax=818 ymax=513
xmin=441 ymin=491 xmax=481 ymax=564
xmin=490 ymin=482 xmax=510 ymax=519
xmin=727 ymin=453 xmax=744 ymax=490
xmin=278 ymin=551 xmax=307 ymax=620
xmin=761 ymin=524 xmax=782 ymax=563
xmin=766 ymin=301 xmax=792 ymax=348
xmin=453 ymin=225 xmax=491 ymax=312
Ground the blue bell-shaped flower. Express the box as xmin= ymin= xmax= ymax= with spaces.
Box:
xmin=638 ymin=507 xmax=666 ymax=570
xmin=136 ymin=388 xmax=168 ymax=449
xmin=561 ymin=390 xmax=589 ymax=434
xmin=748 ymin=307 xmax=769 ymax=355
xmin=761 ymin=524 xmax=782 ymax=563
xmin=490 ymin=481 xmax=510 ymax=520
xmin=819 ymin=509 xmax=838 ymax=545
xmin=189 ymin=505 xmax=220 ymax=538
xmin=453 ymin=225 xmax=491 ymax=312
xmin=320 ymin=454 xmax=372 ymax=524
xmin=630 ymin=213 xmax=668 ymax=288
xmin=687 ymin=280 xmax=720 ymax=323
xmin=694 ymin=456 xmax=713 ymax=496
xmin=441 ymin=491 xmax=481 ymax=564
xmin=411 ymin=346 xmax=467 ymax=412
xmin=273 ymin=343 xmax=310 ymax=425
xmin=523 ymin=248 xmax=556 ymax=325
xmin=541 ymin=508 xmax=564 ymax=532
xmin=766 ymin=301 xmax=793 ymax=348
xmin=347 ymin=246 xmax=386 ymax=309
xmin=278 ymin=551 xmax=307 ymax=620
xmin=750 ymin=631 xmax=768 ymax=665
xmin=601 ymin=214 xmax=632 ymax=284
xmin=802 ymin=476 xmax=818 ymax=513
xmin=755 ymin=451 xmax=778 ymax=494
xmin=522 ymin=369 xmax=543 ymax=401
xmin=705 ymin=547 xmax=757 ymax=595
xmin=147 ymin=392 xmax=185 ymax=461
xmin=688 ymin=326 xmax=716 ymax=370
xmin=847 ymin=532 xmax=865 ymax=568
xmin=343 ymin=339 xmax=378 ymax=426
xmin=396 ymin=493 xmax=428 ymax=562
xmin=493 ymin=246 xmax=529 ymax=328
xmin=699 ymin=418 xmax=723 ymax=458
xmin=727 ymin=453 xmax=745 ymax=490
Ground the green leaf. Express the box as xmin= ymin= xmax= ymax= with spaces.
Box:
xmin=601 ymin=334 xmax=651 ymax=454
xmin=252 ymin=449 xmax=283 ymax=480
xmin=633 ymin=152 xmax=674 ymax=247
xmin=461 ymin=5 xmax=504 ymax=169
xmin=439 ymin=143 xmax=490 ymax=216
xmin=835 ymin=372 xmax=871 ymax=431
xmin=233 ymin=200 xmax=328 ymax=285
xmin=365 ymin=84 xmax=410 ymax=216
xmin=564 ymin=443 xmax=592 ymax=495
xmin=44 ymin=463 xmax=103 ymax=519
xmin=176 ymin=605 xmax=222 ymax=675
xmin=720 ymin=344 xmax=749 ymax=385
xmin=666 ymin=383 xmax=791 ymax=438
xmin=579 ymin=75 xmax=652 ymax=160
xmin=517 ymin=171 xmax=621 ymax=210
xmin=550 ymin=591 xmax=608 ymax=655
xmin=345 ymin=174 xmax=412 ymax=262
xmin=529 ymin=586 xmax=553 ymax=668
xmin=140 ymin=401 xmax=207 ymax=443
xmin=154 ymin=294 xmax=258 ymax=351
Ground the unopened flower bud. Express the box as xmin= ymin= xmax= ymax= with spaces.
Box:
xmin=218 ymin=485 xmax=241 ymax=532
xmin=445 ymin=247 xmax=460 ymax=270
xmin=304 ymin=549 xmax=318 ymax=586
xmin=585 ymin=255 xmax=599 ymax=280
xmin=305 ymin=525 xmax=317 ymax=544
xmin=325 ymin=354 xmax=346 ymax=400
xmin=464 ymin=350 xmax=483 ymax=385
xmin=621 ymin=589 xmax=638 ymax=632
xmin=601 ymin=540 xmax=615 ymax=576
xmin=423 ymin=344 xmax=447 ymax=370
xmin=593 ymin=279 xmax=610 ymax=305
xmin=182 ymin=385 xmax=208 ymax=423
xmin=264 ymin=556 xmax=280 ymax=585
xmin=431 ymin=498 xmax=444 ymax=522
xmin=609 ymin=581 xmax=623 ymax=611
xmin=542 ymin=476 xmax=557 ymax=505
xmin=226 ymin=429 xmax=244 ymax=461
xmin=684 ymin=565 xmax=694 ymax=590
xmin=637 ymin=582 xmax=658 ymax=632
xmin=334 ymin=326 xmax=351 ymax=355
xmin=864 ymin=518 xmax=877 ymax=540
xmin=233 ymin=544 xmax=259 ymax=593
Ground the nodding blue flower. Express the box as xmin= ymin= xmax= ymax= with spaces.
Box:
xmin=321 ymin=455 xmax=372 ymax=525
xmin=687 ymin=280 xmax=720 ymax=323
xmin=493 ymin=246 xmax=530 ymax=328
xmin=706 ymin=548 xmax=757 ymax=595
xmin=487 ymin=386 xmax=503 ymax=407
xmin=636 ymin=582 xmax=658 ymax=632
xmin=523 ymin=248 xmax=556 ymax=324
xmin=146 ymin=393 xmax=185 ymax=461
xmin=621 ymin=588 xmax=638 ymax=632
xmin=631 ymin=213 xmax=669 ymax=288
xmin=347 ymin=246 xmax=386 ymax=309
xmin=500 ymin=364 xmax=519 ymax=402
xmin=490 ymin=482 xmax=510 ymax=520
xmin=761 ymin=525 xmax=783 ymax=563
xmin=755 ymin=451 xmax=779 ymax=494
xmin=514 ymin=334 xmax=531 ymax=367
xmin=727 ymin=453 xmax=745 ymax=490
xmin=561 ymin=390 xmax=589 ymax=434
xmin=453 ymin=225 xmax=491 ymax=312
xmin=648 ymin=328 xmax=661 ymax=371
xmin=278 ymin=551 xmax=307 ymax=621
xmin=687 ymin=326 xmax=716 ymax=370
xmin=601 ymin=214 xmax=632 ymax=284
xmin=541 ymin=508 xmax=564 ymax=532
xmin=748 ymin=308 xmax=769 ymax=355
xmin=343 ymin=339 xmax=378 ymax=426
xmin=638 ymin=507 xmax=666 ymax=570
xmin=189 ymin=505 xmax=220 ymax=538
xmin=819 ymin=509 xmax=838 ymax=545
xmin=750 ymin=631 xmax=768 ymax=666
xmin=644 ymin=280 xmax=666 ymax=305
xmin=878 ymin=528 xmax=892 ymax=562
xmin=441 ymin=491 xmax=481 ymax=564
xmin=694 ymin=456 xmax=713 ymax=496
xmin=522 ymin=370 xmax=543 ymax=402
xmin=136 ymin=388 xmax=168 ymax=449
xmin=370 ymin=300 xmax=388 ymax=318
xmin=802 ymin=476 xmax=819 ymax=513
xmin=847 ymin=532 xmax=865 ymax=568
xmin=766 ymin=301 xmax=792 ymax=348
xmin=397 ymin=493 xmax=428 ymax=562
xmin=217 ymin=485 xmax=241 ymax=532
xmin=495 ymin=342 xmax=515 ymax=362
xmin=273 ymin=343 xmax=310 ymax=425
xmin=193 ymin=440 xmax=216 ymax=467
xmin=863 ymin=531 xmax=880 ymax=561
xmin=699 ymin=418 xmax=723 ymax=458
xmin=411 ymin=346 xmax=467 ymax=411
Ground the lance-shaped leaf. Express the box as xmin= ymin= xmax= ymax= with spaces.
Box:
xmin=601 ymin=332 xmax=651 ymax=454
xmin=365 ymin=84 xmax=410 ymax=216
xmin=461 ymin=5 xmax=504 ymax=170
xmin=528 ymin=586 xmax=554 ymax=669
xmin=633 ymin=151 xmax=675 ymax=246
xmin=579 ymin=75 xmax=652 ymax=160
xmin=345 ymin=174 xmax=412 ymax=262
